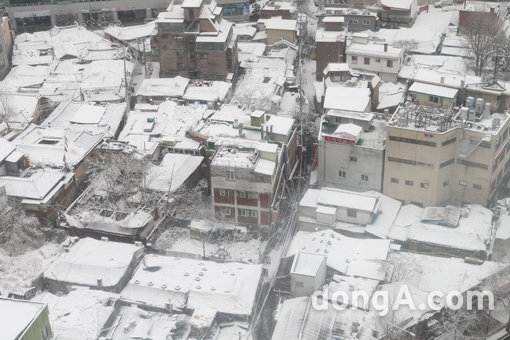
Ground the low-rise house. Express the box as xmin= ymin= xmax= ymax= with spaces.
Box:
xmin=41 ymin=101 xmax=128 ymax=139
xmin=0 ymin=138 xmax=25 ymax=176
xmin=0 ymin=169 xmax=75 ymax=221
xmin=346 ymin=37 xmax=403 ymax=82
xmin=459 ymin=1 xmax=504 ymax=34
xmin=260 ymin=2 xmax=296 ymax=20
xmin=321 ymin=62 xmax=381 ymax=109
xmin=323 ymin=86 xmax=372 ymax=114
xmin=209 ymin=140 xmax=284 ymax=228
xmin=290 ymin=252 xmax=327 ymax=297
xmin=317 ymin=7 xmax=378 ymax=32
xmin=408 ymin=81 xmax=459 ymax=108
xmin=104 ymin=21 xmax=156 ymax=59
xmin=183 ymin=80 xmax=232 ymax=107
xmin=33 ymin=288 xmax=119 ymax=340
xmin=136 ymin=77 xmax=190 ymax=104
xmin=379 ymin=0 xmax=418 ymax=28
xmin=0 ymin=297 xmax=52 ymax=340
xmin=13 ymin=125 xmax=104 ymax=187
xmin=261 ymin=18 xmax=298 ymax=45
xmin=388 ymin=204 xmax=495 ymax=259
xmin=318 ymin=119 xmax=386 ymax=192
xmin=121 ymin=254 xmax=263 ymax=319
xmin=216 ymin=0 xmax=251 ymax=20
xmin=118 ymin=100 xmax=211 ymax=157
xmin=43 ymin=237 xmax=144 ymax=293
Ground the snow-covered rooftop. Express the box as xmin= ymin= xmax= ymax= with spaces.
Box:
xmin=262 ymin=18 xmax=298 ymax=31
xmin=13 ymin=126 xmax=103 ymax=167
xmin=389 ymin=204 xmax=494 ymax=253
xmin=300 ymin=187 xmax=379 ymax=213
xmin=408 ymin=81 xmax=459 ymax=99
xmin=146 ymin=153 xmax=203 ymax=193
xmin=291 ymin=251 xmax=326 ymax=277
xmin=0 ymin=298 xmax=46 ymax=340
xmin=104 ymin=21 xmax=156 ymax=41
xmin=0 ymin=169 xmax=68 ymax=201
xmin=43 ymin=237 xmax=143 ymax=288
xmin=121 ymin=254 xmax=262 ymax=316
xmin=380 ymin=0 xmax=415 ymax=10
xmin=183 ymin=81 xmax=232 ymax=103
xmin=346 ymin=42 xmax=402 ymax=59
xmin=42 ymin=101 xmax=127 ymax=138
xmin=286 ymin=230 xmax=391 ymax=275
xmin=136 ymin=76 xmax=190 ymax=98
xmin=32 ymin=288 xmax=119 ymax=340
xmin=323 ymin=87 xmax=371 ymax=112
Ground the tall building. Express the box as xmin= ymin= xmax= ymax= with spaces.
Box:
xmin=383 ymin=103 xmax=510 ymax=207
xmin=153 ymin=0 xmax=238 ymax=80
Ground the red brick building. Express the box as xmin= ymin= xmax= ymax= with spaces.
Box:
xmin=153 ymin=0 xmax=238 ymax=80
xmin=315 ymin=26 xmax=346 ymax=81
xmin=459 ymin=2 xmax=503 ymax=34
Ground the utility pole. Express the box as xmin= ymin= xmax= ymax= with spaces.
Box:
xmin=123 ymin=46 xmax=130 ymax=107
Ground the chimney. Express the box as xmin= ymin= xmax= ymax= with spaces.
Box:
xmin=97 ymin=278 xmax=103 ymax=287
xmin=490 ymin=7 xmax=495 ymax=13
xmin=460 ymin=80 xmax=465 ymax=88
xmin=384 ymin=43 xmax=388 ymax=52
xmin=440 ymin=76 xmax=445 ymax=84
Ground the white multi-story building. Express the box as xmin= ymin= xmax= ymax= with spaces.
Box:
xmin=346 ymin=36 xmax=403 ymax=82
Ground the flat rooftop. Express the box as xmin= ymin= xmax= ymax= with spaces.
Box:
xmin=121 ymin=254 xmax=262 ymax=316
xmin=0 ymin=298 xmax=46 ymax=340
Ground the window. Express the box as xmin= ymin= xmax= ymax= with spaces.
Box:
xmin=387 ymin=59 xmax=393 ymax=68
xmin=363 ymin=19 xmax=370 ymax=25
xmin=248 ymin=192 xmax=258 ymax=199
xmin=351 ymin=56 xmax=358 ymax=64
xmin=174 ymin=36 xmax=183 ymax=43
xmin=443 ymin=180 xmax=449 ymax=187
xmin=391 ymin=178 xmax=399 ymax=183
xmin=200 ymin=53 xmax=208 ymax=59
xmin=420 ymin=182 xmax=429 ymax=189
xmin=459 ymin=180 xmax=467 ymax=186
xmin=361 ymin=174 xmax=369 ymax=181
xmin=222 ymin=207 xmax=231 ymax=216
xmin=177 ymin=63 xmax=184 ymax=69
xmin=338 ymin=170 xmax=346 ymax=177
xmin=219 ymin=189 xmax=229 ymax=197
xmin=442 ymin=137 xmax=456 ymax=146
xmin=347 ymin=209 xmax=357 ymax=217
xmin=375 ymin=58 xmax=381 ymax=63
xmin=237 ymin=191 xmax=246 ymax=198
xmin=473 ymin=184 xmax=482 ymax=190
xmin=200 ymin=67 xmax=208 ymax=74
xmin=364 ymin=57 xmax=370 ymax=65
xmin=350 ymin=156 xmax=357 ymax=162
xmin=429 ymin=95 xmax=439 ymax=104
xmin=295 ymin=281 xmax=304 ymax=287
xmin=250 ymin=210 xmax=258 ymax=218
xmin=405 ymin=180 xmax=414 ymax=186
xmin=226 ymin=170 xmax=235 ymax=180
xmin=389 ymin=136 xmax=436 ymax=147
xmin=176 ymin=50 xmax=184 ymax=57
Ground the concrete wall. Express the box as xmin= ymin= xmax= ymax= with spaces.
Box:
xmin=266 ymin=28 xmax=296 ymax=45
xmin=19 ymin=304 xmax=52 ymax=340
xmin=318 ymin=139 xmax=384 ymax=192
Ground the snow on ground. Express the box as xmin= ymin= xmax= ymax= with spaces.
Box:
xmin=155 ymin=227 xmax=266 ymax=264
xmin=0 ymin=242 xmax=64 ymax=297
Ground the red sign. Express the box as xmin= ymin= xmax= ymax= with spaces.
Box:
xmin=324 ymin=136 xmax=356 ymax=145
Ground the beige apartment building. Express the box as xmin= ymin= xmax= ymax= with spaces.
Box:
xmin=383 ymin=104 xmax=510 ymax=207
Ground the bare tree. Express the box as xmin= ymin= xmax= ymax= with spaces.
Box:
xmin=463 ymin=15 xmax=508 ymax=77
xmin=87 ymin=151 xmax=151 ymax=210
xmin=394 ymin=39 xmax=419 ymax=54
xmin=0 ymin=95 xmax=16 ymax=132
